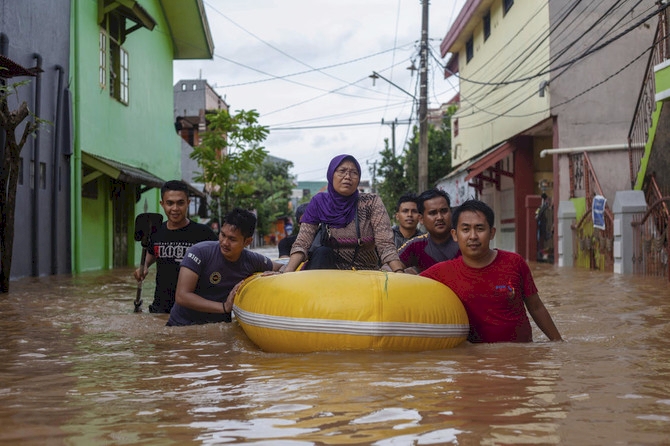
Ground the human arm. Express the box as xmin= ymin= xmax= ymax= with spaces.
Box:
xmin=283 ymin=223 xmax=318 ymax=272
xmin=133 ymin=251 xmax=156 ymax=281
xmin=397 ymin=238 xmax=423 ymax=274
xmin=283 ymin=252 xmax=305 ymax=272
xmin=220 ymin=253 xmax=276 ymax=310
xmin=223 ymin=265 xmax=279 ymax=311
xmin=388 ymin=259 xmax=406 ymax=273
xmin=222 ymin=278 xmax=246 ymax=313
xmin=525 ymin=293 xmax=563 ymax=341
xmin=368 ymin=195 xmax=404 ymax=270
xmin=174 ymin=267 xmax=229 ymax=315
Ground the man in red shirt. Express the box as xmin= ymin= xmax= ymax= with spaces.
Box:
xmin=398 ymin=189 xmax=459 ymax=273
xmin=420 ymin=199 xmax=562 ymax=343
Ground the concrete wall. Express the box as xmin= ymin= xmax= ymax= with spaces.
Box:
xmin=174 ymin=79 xmax=227 ymax=120
xmin=0 ymin=0 xmax=72 ymax=279
xmin=450 ymin=0 xmax=551 ymax=165
xmin=548 ymin=0 xmax=655 ymax=151
xmin=557 ymin=149 xmax=634 ymax=208
xmin=549 ymin=0 xmax=656 ymax=209
xmin=181 ymin=139 xmax=200 ymax=185
xmin=174 ymin=79 xmax=206 ymax=118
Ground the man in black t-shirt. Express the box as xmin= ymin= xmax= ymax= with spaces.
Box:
xmin=133 ymin=180 xmax=217 ymax=313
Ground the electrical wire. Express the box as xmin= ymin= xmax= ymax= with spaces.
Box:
xmin=441 ymin=0 xmax=661 ymax=125
xmin=445 ymin=1 xmax=662 ymax=87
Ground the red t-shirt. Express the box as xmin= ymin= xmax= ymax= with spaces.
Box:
xmin=420 ymin=250 xmax=537 ymax=343
xmin=398 ymin=233 xmax=460 ymax=273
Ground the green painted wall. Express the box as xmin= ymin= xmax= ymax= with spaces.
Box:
xmin=81 ymin=186 xmax=109 ymax=270
xmin=634 ymin=101 xmax=663 ymax=190
xmin=655 ymin=63 xmax=670 ymax=97
xmin=71 ymin=0 xmax=181 ymax=272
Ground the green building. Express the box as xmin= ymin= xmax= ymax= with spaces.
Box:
xmin=70 ymin=0 xmax=213 ymax=272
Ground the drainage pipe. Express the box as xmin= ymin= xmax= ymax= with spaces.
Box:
xmin=52 ymin=65 xmax=64 ymax=274
xmin=32 ymin=53 xmax=43 ymax=277
xmin=540 ymin=143 xmax=644 ymax=158
xmin=0 ymin=33 xmax=7 ymax=162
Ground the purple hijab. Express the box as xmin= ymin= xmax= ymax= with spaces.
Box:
xmin=301 ymin=154 xmax=361 ymax=228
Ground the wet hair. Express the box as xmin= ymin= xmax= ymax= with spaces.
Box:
xmin=416 ymin=189 xmax=451 ymax=214
xmin=161 ymin=180 xmax=189 ymax=198
xmin=395 ymin=193 xmax=418 ymax=212
xmin=295 ymin=202 xmax=309 ymax=222
xmin=222 ymin=208 xmax=257 ymax=238
xmin=451 ymin=199 xmax=495 ymax=229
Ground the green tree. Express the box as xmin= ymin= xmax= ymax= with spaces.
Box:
xmin=0 ymin=79 xmax=42 ymax=293
xmin=375 ymin=107 xmax=455 ymax=219
xmin=190 ymin=109 xmax=269 ymax=218
xmin=374 ymin=138 xmax=411 ymax=216
xmin=237 ymin=157 xmax=295 ymax=238
xmin=404 ymin=107 xmax=456 ymax=192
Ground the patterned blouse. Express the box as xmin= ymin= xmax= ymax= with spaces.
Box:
xmin=290 ymin=193 xmax=400 ymax=270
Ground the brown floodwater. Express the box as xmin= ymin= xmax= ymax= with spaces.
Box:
xmin=1 ymin=258 xmax=669 ymax=445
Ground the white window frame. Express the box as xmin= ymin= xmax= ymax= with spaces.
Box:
xmin=119 ymin=47 xmax=129 ymax=104
xmin=99 ymin=30 xmax=107 ymax=88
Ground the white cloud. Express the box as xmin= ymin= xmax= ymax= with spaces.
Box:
xmin=174 ymin=0 xmax=465 ymax=181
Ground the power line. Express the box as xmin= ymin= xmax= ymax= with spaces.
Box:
xmin=458 ymin=37 xmax=659 ymax=130
xmin=441 ymin=0 xmax=661 ymax=126
xmin=270 ymin=121 xmax=383 ymax=131
xmin=444 ymin=1 xmax=662 ymax=87
xmin=211 ymin=45 xmax=413 ymax=89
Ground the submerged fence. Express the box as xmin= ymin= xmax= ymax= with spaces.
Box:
xmin=632 ymin=175 xmax=670 ymax=281
xmin=632 ymin=198 xmax=670 ymax=280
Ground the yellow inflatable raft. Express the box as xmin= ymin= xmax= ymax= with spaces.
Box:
xmin=232 ymin=270 xmax=469 ymax=353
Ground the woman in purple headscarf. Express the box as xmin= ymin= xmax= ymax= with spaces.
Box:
xmin=283 ymin=154 xmax=405 ymax=272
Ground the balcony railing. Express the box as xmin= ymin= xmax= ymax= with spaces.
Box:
xmin=628 ymin=8 xmax=669 ymax=188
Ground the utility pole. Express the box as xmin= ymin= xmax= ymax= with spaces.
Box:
xmin=366 ymin=160 xmax=378 ymax=193
xmin=418 ymin=0 xmax=429 ymax=191
xmin=382 ymin=118 xmax=398 ymax=157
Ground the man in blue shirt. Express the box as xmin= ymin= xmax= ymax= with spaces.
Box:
xmin=167 ymin=208 xmax=282 ymax=326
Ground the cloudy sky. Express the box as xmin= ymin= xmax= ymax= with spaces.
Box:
xmin=174 ymin=0 xmax=467 ymax=182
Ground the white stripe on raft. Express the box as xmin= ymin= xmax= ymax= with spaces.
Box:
xmin=233 ymin=306 xmax=470 ymax=338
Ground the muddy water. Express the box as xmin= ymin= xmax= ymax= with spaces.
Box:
xmin=1 ymin=259 xmax=669 ymax=445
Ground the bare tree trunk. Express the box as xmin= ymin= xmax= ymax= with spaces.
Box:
xmin=0 ymin=98 xmax=37 ymax=293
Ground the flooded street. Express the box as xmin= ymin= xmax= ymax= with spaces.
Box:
xmin=1 ymin=249 xmax=670 ymax=445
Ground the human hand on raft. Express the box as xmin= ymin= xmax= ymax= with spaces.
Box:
xmin=224 ymin=280 xmax=245 ymax=313
xmin=387 ymin=260 xmax=407 ymax=273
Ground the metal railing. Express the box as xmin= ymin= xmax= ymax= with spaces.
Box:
xmin=570 ymin=152 xmax=614 ymax=271
xmin=628 ymin=9 xmax=668 ymax=188
xmin=632 ymin=201 xmax=670 ymax=280
xmin=632 ymin=174 xmax=670 ymax=280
